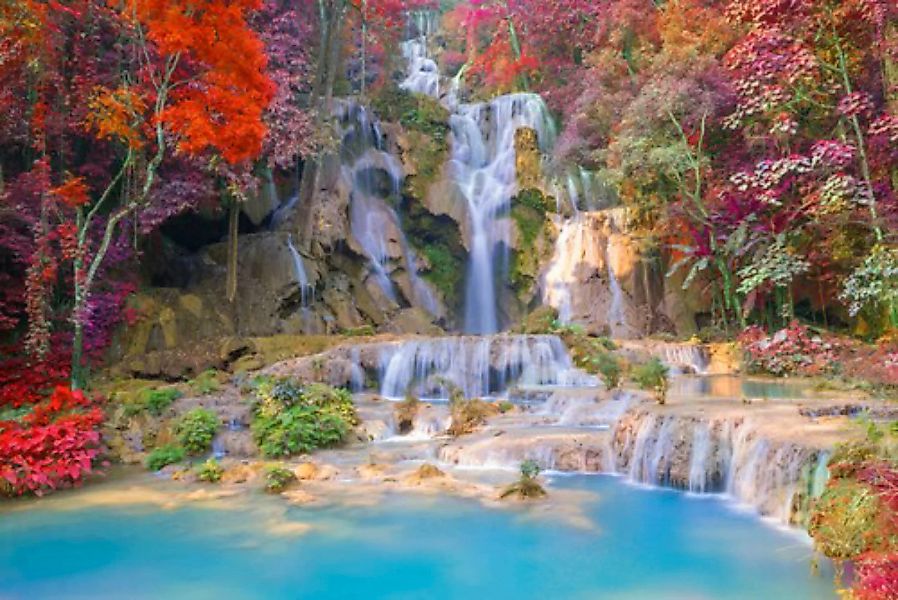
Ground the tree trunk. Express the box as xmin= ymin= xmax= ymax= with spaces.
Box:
xmin=226 ymin=200 xmax=239 ymax=303
xmin=297 ymin=0 xmax=346 ymax=252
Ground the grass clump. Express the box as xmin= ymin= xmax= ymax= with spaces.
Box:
xmin=176 ymin=408 xmax=220 ymax=455
xmin=145 ymin=444 xmax=185 ymax=472
xmin=250 ymin=378 xmax=358 ymax=458
xmin=342 ymin=325 xmax=376 ymax=337
xmin=591 ymin=351 xmax=622 ymax=390
xmin=394 ymin=394 xmax=421 ymax=435
xmin=448 ymin=389 xmax=497 ymax=436
xmin=500 ymin=459 xmax=547 ymax=500
xmin=196 ymin=458 xmax=224 ymax=483
xmin=265 ymin=465 xmax=297 ymax=493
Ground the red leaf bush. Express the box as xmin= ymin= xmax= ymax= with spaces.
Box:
xmin=0 ymin=358 xmax=104 ymax=496
xmin=739 ymin=321 xmax=838 ymax=376
xmin=852 ymin=553 xmax=898 ymax=600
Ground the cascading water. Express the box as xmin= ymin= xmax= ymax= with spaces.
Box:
xmin=400 ymin=12 xmax=439 ymax=98
xmin=336 ymin=100 xmax=439 ymax=313
xmin=286 ymin=234 xmax=312 ymax=308
xmin=449 ymin=95 xmax=555 ymax=333
xmin=542 ymin=215 xmax=604 ymax=324
xmin=398 ymin=18 xmax=555 ymax=332
xmin=376 ymin=334 xmax=596 ymax=399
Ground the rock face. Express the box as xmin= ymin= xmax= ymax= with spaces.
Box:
xmin=542 ymin=209 xmax=672 ymax=338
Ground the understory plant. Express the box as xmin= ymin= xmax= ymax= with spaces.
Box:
xmin=448 ymin=390 xmax=496 ymax=437
xmin=591 ymin=351 xmax=622 ymax=390
xmin=739 ymin=321 xmax=837 ymax=377
xmin=250 ymin=378 xmax=357 ymax=458
xmin=631 ymin=358 xmax=670 ymax=405
xmin=196 ymin=458 xmax=224 ymax=483
xmin=145 ymin=445 xmax=186 ymax=472
xmin=394 ymin=393 xmax=420 ymax=435
xmin=176 ymin=409 xmax=220 ymax=455
xmin=0 ymin=382 xmax=104 ymax=496
xmin=809 ymin=419 xmax=898 ymax=597
xmin=189 ymin=370 xmax=223 ymax=396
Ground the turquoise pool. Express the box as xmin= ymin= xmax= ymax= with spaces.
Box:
xmin=0 ymin=475 xmax=834 ymax=599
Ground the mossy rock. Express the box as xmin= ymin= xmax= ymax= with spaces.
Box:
xmin=398 ymin=194 xmax=467 ymax=309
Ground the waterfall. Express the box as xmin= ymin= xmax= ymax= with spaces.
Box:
xmin=287 ymin=234 xmax=313 ymax=307
xmin=397 ymin=19 xmax=555 ymax=332
xmin=400 ymin=11 xmax=440 ymax=98
xmin=336 ymin=100 xmax=439 ymax=313
xmin=451 ymin=95 xmax=556 ymax=333
xmin=377 ymin=334 xmax=595 ymax=399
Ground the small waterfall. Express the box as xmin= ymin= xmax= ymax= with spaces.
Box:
xmin=610 ymin=411 xmax=824 ymax=523
xmin=377 ymin=334 xmax=595 ymax=399
xmin=553 ymin=167 xmax=617 ymax=214
xmin=604 ymin=208 xmax=630 ymax=338
xmin=542 ymin=214 xmax=604 ymax=324
xmin=659 ymin=344 xmax=710 ymax=375
xmin=270 ymin=192 xmax=299 ymax=231
xmin=287 ymin=234 xmax=313 ymax=308
xmin=349 ymin=346 xmax=365 ymax=392
xmin=400 ymin=12 xmax=439 ymax=98
xmin=810 ymin=451 xmax=830 ymax=498
xmin=688 ymin=424 xmax=712 ymax=493
xmin=336 ymin=100 xmax=439 ymax=312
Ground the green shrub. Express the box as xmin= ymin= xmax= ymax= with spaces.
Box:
xmin=631 ymin=357 xmax=669 ymax=390
xmin=631 ymin=357 xmax=670 ymax=404
xmin=145 ymin=445 xmax=185 ymax=471
xmin=521 ymin=459 xmax=540 ymax=480
xmin=124 ymin=387 xmax=182 ymax=417
xmin=176 ymin=408 xmax=220 ymax=455
xmin=265 ymin=465 xmax=296 ymax=493
xmin=251 ymin=379 xmax=358 ymax=458
xmin=591 ymin=351 xmax=622 ymax=390
xmin=189 ymin=370 xmax=222 ymax=396
xmin=196 ymin=458 xmax=224 ymax=483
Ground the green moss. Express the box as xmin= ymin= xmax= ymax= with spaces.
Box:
xmin=398 ymin=197 xmax=466 ymax=308
xmin=421 ymin=243 xmax=463 ymax=300
xmin=509 ymin=189 xmax=553 ymax=297
xmin=371 ymin=85 xmax=449 ymax=139
xmin=515 ymin=188 xmax=552 ymax=214
xmin=405 ymin=130 xmax=448 ymax=199
xmin=342 ymin=325 xmax=376 ymax=337
xmin=372 ymin=85 xmax=450 ymax=200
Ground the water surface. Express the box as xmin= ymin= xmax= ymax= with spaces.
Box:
xmin=0 ymin=475 xmax=834 ymax=599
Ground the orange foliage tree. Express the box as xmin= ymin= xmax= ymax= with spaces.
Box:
xmin=68 ymin=0 xmax=274 ymax=385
